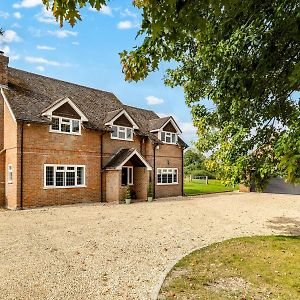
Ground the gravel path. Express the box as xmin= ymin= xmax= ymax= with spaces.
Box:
xmin=0 ymin=192 xmax=299 ymax=300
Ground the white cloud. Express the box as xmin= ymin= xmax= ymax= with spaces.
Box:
xmin=89 ymin=5 xmax=113 ymax=16
xmin=0 ymin=45 xmax=20 ymax=61
xmin=36 ymin=65 xmax=45 ymax=72
xmin=0 ymin=45 xmax=10 ymax=56
xmin=0 ymin=11 xmax=10 ymax=19
xmin=35 ymin=8 xmax=57 ymax=24
xmin=157 ymin=112 xmax=169 ymax=118
xmin=0 ymin=30 xmax=21 ymax=43
xmin=11 ymin=54 xmax=21 ymax=61
xmin=179 ymin=122 xmax=197 ymax=135
xmin=72 ymin=41 xmax=79 ymax=46
xmin=25 ymin=56 xmax=72 ymax=67
xmin=117 ymin=20 xmax=139 ymax=30
xmin=13 ymin=12 xmax=22 ymax=19
xmin=37 ymin=45 xmax=56 ymax=51
xmin=12 ymin=23 xmax=21 ymax=28
xmin=48 ymin=30 xmax=78 ymax=38
xmin=25 ymin=56 xmax=60 ymax=66
xmin=13 ymin=0 xmax=42 ymax=8
xmin=121 ymin=9 xmax=137 ymax=18
xmin=146 ymin=95 xmax=164 ymax=105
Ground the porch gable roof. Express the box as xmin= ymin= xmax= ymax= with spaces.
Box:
xmin=104 ymin=148 xmax=152 ymax=171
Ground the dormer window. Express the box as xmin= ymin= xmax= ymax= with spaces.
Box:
xmin=111 ymin=125 xmax=133 ymax=141
xmin=161 ymin=131 xmax=177 ymax=144
xmin=105 ymin=109 xmax=139 ymax=142
xmin=41 ymin=97 xmax=88 ymax=136
xmin=150 ymin=116 xmax=182 ymax=145
xmin=51 ymin=116 xmax=81 ymax=135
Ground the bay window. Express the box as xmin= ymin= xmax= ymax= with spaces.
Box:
xmin=157 ymin=168 xmax=178 ymax=185
xmin=44 ymin=165 xmax=85 ymax=188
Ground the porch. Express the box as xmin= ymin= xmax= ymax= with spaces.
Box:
xmin=104 ymin=148 xmax=152 ymax=203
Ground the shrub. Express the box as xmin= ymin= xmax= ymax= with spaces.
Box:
xmin=125 ymin=185 xmax=131 ymax=200
xmin=190 ymin=169 xmax=216 ymax=179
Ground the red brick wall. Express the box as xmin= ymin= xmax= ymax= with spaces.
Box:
xmin=3 ymin=99 xmax=20 ymax=209
xmin=22 ymin=123 xmax=101 ymax=207
xmin=0 ymin=95 xmax=5 ymax=206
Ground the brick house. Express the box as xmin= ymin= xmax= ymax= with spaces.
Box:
xmin=0 ymin=53 xmax=187 ymax=209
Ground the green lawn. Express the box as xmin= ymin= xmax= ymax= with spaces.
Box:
xmin=184 ymin=179 xmax=238 ymax=195
xmin=159 ymin=236 xmax=300 ymax=300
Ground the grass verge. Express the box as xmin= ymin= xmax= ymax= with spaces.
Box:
xmin=158 ymin=236 xmax=300 ymax=300
xmin=184 ymin=179 xmax=238 ymax=195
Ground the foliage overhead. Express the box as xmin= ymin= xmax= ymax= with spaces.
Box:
xmin=42 ymin=0 xmax=107 ymax=26
xmin=43 ymin=0 xmax=300 ymax=189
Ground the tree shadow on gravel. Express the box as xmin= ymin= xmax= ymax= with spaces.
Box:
xmin=267 ymin=217 xmax=300 ymax=236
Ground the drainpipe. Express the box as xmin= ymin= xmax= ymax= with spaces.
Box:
xmin=153 ymin=144 xmax=156 ymax=199
xmin=20 ymin=121 xmax=24 ymax=209
xmin=100 ymin=133 xmax=103 ymax=202
xmin=181 ymin=147 xmax=184 ymax=196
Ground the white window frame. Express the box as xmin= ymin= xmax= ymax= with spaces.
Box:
xmin=160 ymin=131 xmax=178 ymax=145
xmin=122 ymin=166 xmax=133 ymax=186
xmin=50 ymin=116 xmax=81 ymax=135
xmin=7 ymin=164 xmax=13 ymax=184
xmin=111 ymin=125 xmax=133 ymax=141
xmin=44 ymin=164 xmax=86 ymax=189
xmin=157 ymin=168 xmax=178 ymax=185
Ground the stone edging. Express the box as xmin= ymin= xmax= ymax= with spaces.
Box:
xmin=151 ymin=244 xmax=211 ymax=300
xmin=151 ymin=235 xmax=245 ymax=300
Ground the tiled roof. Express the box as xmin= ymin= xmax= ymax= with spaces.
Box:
xmin=3 ymin=67 xmax=187 ymax=147
xmin=104 ymin=148 xmax=136 ymax=169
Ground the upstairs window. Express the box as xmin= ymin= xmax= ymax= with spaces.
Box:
xmin=160 ymin=131 xmax=177 ymax=144
xmin=111 ymin=125 xmax=133 ymax=141
xmin=50 ymin=117 xmax=81 ymax=135
xmin=44 ymin=165 xmax=85 ymax=188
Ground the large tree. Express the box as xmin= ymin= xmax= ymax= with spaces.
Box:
xmin=43 ymin=0 xmax=300 ymax=188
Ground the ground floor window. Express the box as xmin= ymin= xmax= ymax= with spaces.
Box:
xmin=44 ymin=165 xmax=85 ymax=188
xmin=157 ymin=168 xmax=178 ymax=185
xmin=122 ymin=166 xmax=133 ymax=185
xmin=8 ymin=164 xmax=13 ymax=184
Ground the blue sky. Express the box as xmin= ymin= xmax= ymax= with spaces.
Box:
xmin=0 ymin=0 xmax=197 ymax=144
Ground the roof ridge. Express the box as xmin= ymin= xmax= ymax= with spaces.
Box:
xmin=9 ymin=67 xmax=116 ymax=96
xmin=124 ymin=104 xmax=157 ymax=115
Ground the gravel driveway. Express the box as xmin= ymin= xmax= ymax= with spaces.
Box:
xmin=0 ymin=192 xmax=299 ymax=300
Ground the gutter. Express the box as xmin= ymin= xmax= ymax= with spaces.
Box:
xmin=181 ymin=147 xmax=184 ymax=196
xmin=100 ymin=133 xmax=103 ymax=202
xmin=153 ymin=144 xmax=156 ymax=199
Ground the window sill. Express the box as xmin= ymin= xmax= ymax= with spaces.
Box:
xmin=111 ymin=137 xmax=134 ymax=142
xmin=157 ymin=183 xmax=179 ymax=185
xmin=160 ymin=142 xmax=177 ymax=145
xmin=49 ymin=130 xmax=81 ymax=136
xmin=43 ymin=185 xmax=86 ymax=190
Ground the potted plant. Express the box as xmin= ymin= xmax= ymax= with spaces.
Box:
xmin=147 ymin=183 xmax=153 ymax=202
xmin=125 ymin=185 xmax=131 ymax=204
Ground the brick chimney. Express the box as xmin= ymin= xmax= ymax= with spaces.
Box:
xmin=0 ymin=51 xmax=9 ymax=87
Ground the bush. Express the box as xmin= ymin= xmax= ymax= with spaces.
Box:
xmin=190 ymin=169 xmax=216 ymax=179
